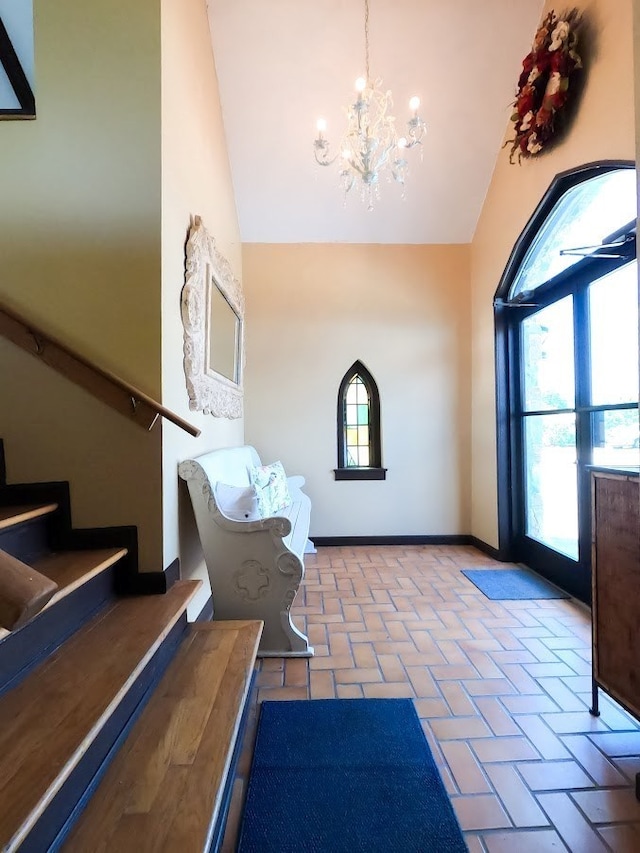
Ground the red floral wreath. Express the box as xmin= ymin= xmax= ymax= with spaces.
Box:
xmin=507 ymin=9 xmax=582 ymax=163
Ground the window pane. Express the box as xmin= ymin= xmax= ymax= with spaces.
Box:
xmin=524 ymin=413 xmax=578 ymax=560
xmin=592 ymin=408 xmax=640 ymax=468
xmin=343 ymin=371 xmax=373 ymax=468
xmin=355 ymin=377 xmax=368 ymax=404
xmin=510 ymin=169 xmax=637 ymax=299
xmin=522 ymin=297 xmax=575 ymax=412
xmin=589 ymin=262 xmax=639 ymax=406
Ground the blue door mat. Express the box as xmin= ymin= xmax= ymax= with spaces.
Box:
xmin=461 ymin=568 xmax=571 ymax=600
xmin=237 ymin=698 xmax=468 ymax=852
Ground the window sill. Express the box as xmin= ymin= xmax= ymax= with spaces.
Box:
xmin=334 ymin=467 xmax=387 ymax=481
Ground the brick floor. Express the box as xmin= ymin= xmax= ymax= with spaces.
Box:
xmin=222 ymin=545 xmax=640 ymax=852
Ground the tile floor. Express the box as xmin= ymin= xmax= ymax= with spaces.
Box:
xmin=222 ymin=545 xmax=640 ymax=852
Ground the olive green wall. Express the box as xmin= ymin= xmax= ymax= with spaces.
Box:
xmin=0 ymin=0 xmax=164 ymax=570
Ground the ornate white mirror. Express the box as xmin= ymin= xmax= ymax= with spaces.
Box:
xmin=181 ymin=216 xmax=244 ymax=418
xmin=208 ymin=281 xmax=241 ymax=384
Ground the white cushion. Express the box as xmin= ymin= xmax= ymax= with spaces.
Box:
xmin=214 ymin=482 xmax=260 ymax=521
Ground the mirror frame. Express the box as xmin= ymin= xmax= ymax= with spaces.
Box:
xmin=181 ymin=215 xmax=244 ymax=418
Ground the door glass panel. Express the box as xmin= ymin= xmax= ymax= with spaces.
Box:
xmin=524 ymin=413 xmax=578 ymax=560
xmin=510 ymin=169 xmax=637 ymax=299
xmin=522 ymin=297 xmax=575 ymax=412
xmin=589 ymin=262 xmax=639 ymax=405
xmin=592 ymin=408 xmax=640 ymax=468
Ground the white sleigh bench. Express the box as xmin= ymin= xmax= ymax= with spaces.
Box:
xmin=178 ymin=446 xmax=314 ymax=657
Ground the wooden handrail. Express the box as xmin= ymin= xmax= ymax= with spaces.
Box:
xmin=0 ymin=302 xmax=201 ymax=437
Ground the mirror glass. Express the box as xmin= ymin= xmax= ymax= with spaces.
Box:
xmin=207 ymin=277 xmax=241 ymax=384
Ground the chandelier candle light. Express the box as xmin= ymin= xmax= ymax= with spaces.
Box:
xmin=314 ymin=0 xmax=426 ymax=209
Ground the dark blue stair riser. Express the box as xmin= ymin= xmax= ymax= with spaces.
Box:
xmin=0 ymin=514 xmax=55 ymax=563
xmin=0 ymin=564 xmax=118 ymax=697
xmin=207 ymin=671 xmax=257 ymax=853
xmin=26 ymin=614 xmax=189 ymax=853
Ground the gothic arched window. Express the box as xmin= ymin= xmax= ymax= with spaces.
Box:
xmin=335 ymin=361 xmax=386 ymax=480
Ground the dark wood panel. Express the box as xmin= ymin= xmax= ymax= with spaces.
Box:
xmin=592 ymin=473 xmax=640 ymax=718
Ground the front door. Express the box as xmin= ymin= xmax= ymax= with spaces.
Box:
xmin=496 ymin=164 xmax=639 ymax=603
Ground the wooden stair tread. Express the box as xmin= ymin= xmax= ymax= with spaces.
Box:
xmin=34 ymin=547 xmax=128 ymax=608
xmin=63 ymin=620 xmax=263 ymax=853
xmin=0 ymin=580 xmax=200 ymax=852
xmin=0 ymin=503 xmax=59 ymax=530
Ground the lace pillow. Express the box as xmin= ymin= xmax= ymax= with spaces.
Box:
xmin=249 ymin=461 xmax=291 ymax=517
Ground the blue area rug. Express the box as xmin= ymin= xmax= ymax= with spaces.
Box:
xmin=237 ymin=698 xmax=467 ymax=853
xmin=461 ymin=568 xmax=570 ymax=600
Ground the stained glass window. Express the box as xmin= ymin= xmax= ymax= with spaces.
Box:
xmin=345 ymin=375 xmax=370 ymax=467
xmin=335 ymin=361 xmax=385 ymax=480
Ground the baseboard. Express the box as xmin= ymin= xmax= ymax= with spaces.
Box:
xmin=124 ymin=559 xmax=180 ymax=596
xmin=467 ymin=536 xmax=509 ymax=561
xmin=311 ymin=535 xmax=472 ymax=547
xmin=195 ymin=594 xmax=213 ymax=623
xmin=311 ymin=534 xmax=510 ymax=562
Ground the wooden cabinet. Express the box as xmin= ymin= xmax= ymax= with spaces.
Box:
xmin=590 ymin=469 xmax=640 ymax=797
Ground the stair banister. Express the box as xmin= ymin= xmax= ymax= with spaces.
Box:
xmin=0 ymin=301 xmax=201 ymax=437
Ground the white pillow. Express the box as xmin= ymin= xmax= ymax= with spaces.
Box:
xmin=214 ymin=482 xmax=260 ymax=521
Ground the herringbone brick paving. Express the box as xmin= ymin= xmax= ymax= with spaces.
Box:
xmin=222 ymin=545 xmax=640 ymax=852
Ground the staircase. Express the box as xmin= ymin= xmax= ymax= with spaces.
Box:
xmin=0 ymin=443 xmax=262 ymax=852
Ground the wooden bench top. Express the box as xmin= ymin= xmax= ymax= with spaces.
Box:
xmin=62 ymin=619 xmax=263 ymax=852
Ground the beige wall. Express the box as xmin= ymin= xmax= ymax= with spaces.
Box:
xmin=470 ymin=0 xmax=636 ymax=548
xmin=243 ymin=244 xmax=471 ymax=538
xmin=0 ymin=0 xmax=164 ymax=571
xmin=160 ymin=0 xmax=243 ymax=617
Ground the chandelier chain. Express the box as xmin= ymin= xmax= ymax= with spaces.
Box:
xmin=364 ymin=0 xmax=370 ymax=82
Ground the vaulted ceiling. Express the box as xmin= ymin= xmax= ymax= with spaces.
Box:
xmin=207 ymin=0 xmax=544 ymax=244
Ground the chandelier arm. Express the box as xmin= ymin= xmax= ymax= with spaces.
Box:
xmin=314 ymin=146 xmax=340 ymax=167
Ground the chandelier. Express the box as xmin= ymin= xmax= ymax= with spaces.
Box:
xmin=313 ymin=0 xmax=426 ymax=209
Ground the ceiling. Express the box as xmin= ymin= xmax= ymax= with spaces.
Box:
xmin=206 ymin=0 xmax=544 ymax=245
